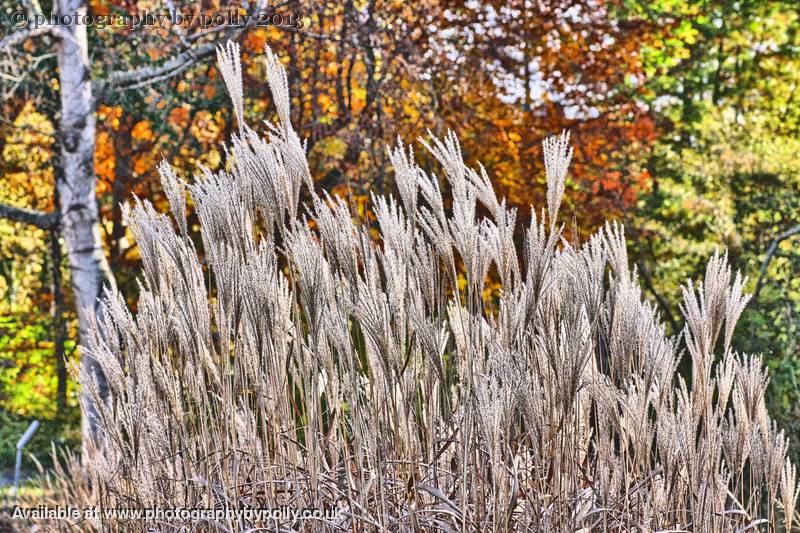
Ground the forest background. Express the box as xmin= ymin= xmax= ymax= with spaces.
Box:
xmin=0 ymin=0 xmax=799 ymax=462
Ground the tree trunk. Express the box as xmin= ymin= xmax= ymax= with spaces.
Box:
xmin=111 ymin=119 xmax=133 ymax=267
xmin=55 ymin=0 xmax=115 ymax=442
xmin=49 ymin=222 xmax=68 ymax=416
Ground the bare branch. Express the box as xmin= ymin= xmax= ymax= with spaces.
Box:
xmin=95 ymin=0 xmax=294 ymax=99
xmin=0 ymin=25 xmax=64 ymax=51
xmin=164 ymin=0 xmax=191 ymax=48
xmin=96 ymin=41 xmax=221 ymax=97
xmin=752 ymin=222 xmax=800 ymax=302
xmin=637 ymin=258 xmax=681 ymax=335
xmin=0 ymin=202 xmax=58 ymax=229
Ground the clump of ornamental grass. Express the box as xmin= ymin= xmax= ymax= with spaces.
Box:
xmin=34 ymin=42 xmax=800 ymax=531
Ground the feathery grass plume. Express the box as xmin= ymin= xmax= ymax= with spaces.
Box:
xmin=388 ymin=137 xmax=419 ymax=218
xmin=542 ymin=129 xmax=572 ymax=228
xmin=215 ymin=40 xmax=244 ymax=133
xmin=782 ymin=458 xmax=800 ymax=531
xmin=264 ymin=45 xmax=313 ymax=191
xmin=49 ymin=40 xmax=799 ymax=532
xmin=157 ymin=160 xmax=188 ymax=238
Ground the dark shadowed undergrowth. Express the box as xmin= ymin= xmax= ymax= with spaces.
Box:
xmin=19 ymin=42 xmax=800 ymax=532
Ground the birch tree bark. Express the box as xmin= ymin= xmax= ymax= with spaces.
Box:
xmin=55 ymin=0 xmax=116 ymax=440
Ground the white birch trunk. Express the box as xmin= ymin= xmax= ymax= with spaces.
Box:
xmin=55 ymin=0 xmax=115 ymax=441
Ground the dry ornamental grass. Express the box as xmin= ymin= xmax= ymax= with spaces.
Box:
xmin=25 ymin=42 xmax=800 ymax=532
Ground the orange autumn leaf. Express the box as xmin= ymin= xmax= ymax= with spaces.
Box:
xmin=168 ymin=106 xmax=191 ymax=131
xmin=131 ymin=121 xmax=155 ymax=143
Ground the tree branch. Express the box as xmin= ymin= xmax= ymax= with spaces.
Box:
xmin=95 ymin=0 xmax=291 ymax=98
xmin=0 ymin=202 xmax=59 ymax=230
xmin=96 ymin=40 xmax=220 ymax=97
xmin=0 ymin=25 xmax=64 ymax=51
xmin=637 ymin=258 xmax=681 ymax=335
xmin=752 ymin=222 xmax=800 ymax=302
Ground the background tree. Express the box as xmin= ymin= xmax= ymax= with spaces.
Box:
xmin=633 ymin=0 xmax=800 ymax=449
xmin=0 ymin=0 xmax=291 ymax=439
xmin=426 ymin=0 xmax=658 ymax=233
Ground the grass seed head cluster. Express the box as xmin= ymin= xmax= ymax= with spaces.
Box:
xmin=39 ymin=42 xmax=799 ymax=532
